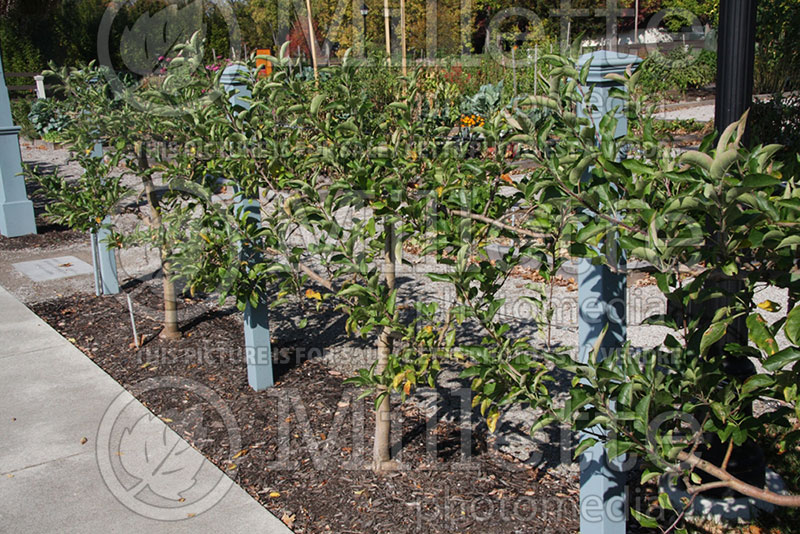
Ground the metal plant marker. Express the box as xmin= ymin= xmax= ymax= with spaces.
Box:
xmin=221 ymin=64 xmax=274 ymax=391
xmin=0 ymin=46 xmax=36 ymax=237
xmin=576 ymin=50 xmax=642 ymax=534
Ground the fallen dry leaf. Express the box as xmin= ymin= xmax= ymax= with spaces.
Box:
xmin=281 ymin=512 xmax=296 ymax=529
xmin=80 ymin=437 xmax=88 ymax=445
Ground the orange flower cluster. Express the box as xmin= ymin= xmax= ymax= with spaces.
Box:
xmin=460 ymin=114 xmax=485 ymax=128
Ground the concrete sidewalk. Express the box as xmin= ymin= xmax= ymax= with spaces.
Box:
xmin=0 ymin=285 xmax=291 ymax=533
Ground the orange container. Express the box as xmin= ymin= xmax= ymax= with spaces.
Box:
xmin=255 ymin=48 xmax=272 ymax=78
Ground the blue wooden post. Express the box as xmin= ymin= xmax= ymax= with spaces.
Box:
xmin=221 ymin=65 xmax=274 ymax=391
xmin=88 ymin=141 xmax=120 ymax=295
xmin=576 ymin=50 xmax=641 ymax=534
xmin=0 ymin=47 xmax=37 ymax=237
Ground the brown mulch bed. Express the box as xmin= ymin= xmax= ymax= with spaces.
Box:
xmin=0 ymin=221 xmax=84 ymax=251
xmin=31 ymin=293 xmax=582 ymax=533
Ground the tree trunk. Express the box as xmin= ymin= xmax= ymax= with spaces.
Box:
xmin=373 ymin=222 xmax=397 ymax=471
xmin=160 ymin=257 xmax=181 ymax=340
xmin=138 ymin=144 xmax=181 ymax=340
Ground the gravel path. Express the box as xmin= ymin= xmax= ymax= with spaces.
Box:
xmin=12 ymin=142 xmax=792 ymax=471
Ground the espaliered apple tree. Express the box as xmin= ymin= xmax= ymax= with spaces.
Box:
xmin=39 ymin=34 xmax=225 ymax=339
xmin=437 ymin=52 xmax=800 ymax=527
xmin=28 ymin=64 xmax=130 ymax=236
xmin=276 ymin=57 xmax=456 ymax=471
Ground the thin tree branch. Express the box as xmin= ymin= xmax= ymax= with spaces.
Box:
xmin=448 ymin=209 xmax=548 ymax=239
xmin=721 ymin=439 xmax=734 ymax=472
xmin=677 ymin=451 xmax=800 ymax=507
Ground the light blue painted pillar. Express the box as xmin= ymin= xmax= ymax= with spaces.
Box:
xmin=221 ymin=65 xmax=274 ymax=391
xmin=575 ymin=50 xmax=641 ymax=534
xmin=88 ymin=141 xmax=120 ymax=295
xmin=0 ymin=47 xmax=37 ymax=237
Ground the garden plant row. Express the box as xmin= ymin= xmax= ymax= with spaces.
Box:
xmin=32 ymin=34 xmax=800 ymax=531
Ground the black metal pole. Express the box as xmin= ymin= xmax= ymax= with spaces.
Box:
xmin=363 ymin=14 xmax=368 ymax=54
xmin=700 ymin=0 xmax=765 ymax=498
xmin=715 ymin=0 xmax=757 ymax=139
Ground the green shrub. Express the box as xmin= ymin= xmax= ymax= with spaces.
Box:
xmin=754 ymin=0 xmax=800 ymax=94
xmin=750 ymin=93 xmax=800 ymax=163
xmin=637 ymin=47 xmax=716 ymax=97
xmin=27 ymin=98 xmax=70 ymax=138
xmin=10 ymin=97 xmax=37 ymax=139
xmin=460 ymin=81 xmax=504 ymax=117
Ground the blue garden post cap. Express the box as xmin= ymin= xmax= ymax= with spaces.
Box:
xmin=577 ymin=50 xmax=643 ymax=82
xmin=576 ymin=50 xmax=642 ymax=139
xmin=220 ymin=64 xmax=252 ymax=110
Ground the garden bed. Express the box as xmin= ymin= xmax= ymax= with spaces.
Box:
xmin=31 ymin=292 xmax=583 ymax=534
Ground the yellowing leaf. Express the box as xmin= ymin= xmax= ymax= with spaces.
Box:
xmin=232 ymin=449 xmax=248 ymax=459
xmin=269 ymin=491 xmax=281 ymax=498
xmin=486 ymin=411 xmax=499 ymax=433
xmin=392 ymin=371 xmax=407 ymax=390
xmin=305 ymin=289 xmax=322 ymax=300
xmin=403 ymin=380 xmax=412 ymax=396
xmin=758 ymin=300 xmax=781 ymax=312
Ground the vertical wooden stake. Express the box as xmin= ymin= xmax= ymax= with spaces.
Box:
xmin=534 ymin=44 xmax=539 ymax=97
xmin=511 ymin=45 xmax=517 ymax=110
xmin=305 ymin=0 xmax=319 ymax=84
xmin=383 ymin=0 xmax=392 ymax=64
xmin=400 ymin=0 xmax=407 ymax=76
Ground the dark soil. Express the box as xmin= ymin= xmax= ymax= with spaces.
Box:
xmin=0 ymin=220 xmax=84 ymax=251
xmin=32 ymin=293 xmax=583 ymax=534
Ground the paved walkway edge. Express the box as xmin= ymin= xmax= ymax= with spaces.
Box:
xmin=0 ymin=285 xmax=291 ymax=533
